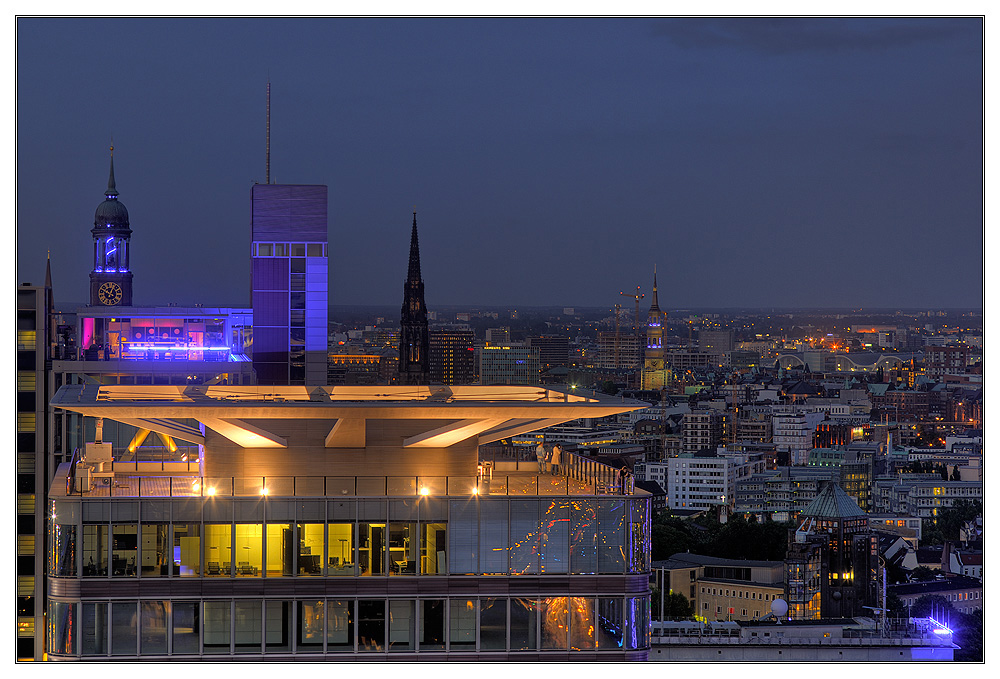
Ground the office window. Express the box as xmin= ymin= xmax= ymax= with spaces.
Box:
xmin=263 ymin=523 xmax=289 ymax=577
xmin=203 ymin=524 xmax=232 ymax=577
xmin=111 ymin=602 xmax=137 ymax=655
xmin=597 ymin=598 xmax=624 ymax=650
xmin=511 ymin=598 xmax=539 ymax=651
xmin=450 ymin=599 xmax=477 ymax=650
xmin=81 ymin=602 xmax=107 ymax=656
xmin=265 ymin=600 xmax=291 ymax=653
xmin=140 ymin=601 xmax=168 ymax=655
xmin=172 ymin=602 xmax=200 ymax=654
xmin=173 ymin=523 xmax=200 ymax=577
xmin=298 ymin=600 xmax=324 ymax=651
xmin=140 ymin=524 xmax=169 ymax=577
xmin=570 ymin=597 xmax=596 ymax=650
xmin=388 ymin=600 xmax=415 ymax=651
xmin=327 ymin=523 xmax=354 ymax=575
xmin=540 ymin=597 xmax=568 ymax=650
xmin=82 ymin=524 xmax=109 ymax=577
xmin=203 ymin=601 xmax=231 ymax=653
xmin=480 ymin=598 xmax=507 ymax=650
xmin=357 ymin=600 xmax=385 ymax=652
xmin=420 ymin=599 xmax=446 ymax=650
xmin=48 ymin=601 xmax=75 ymax=655
xmin=421 ymin=521 xmax=447 ymax=575
xmin=326 ymin=600 xmax=354 ymax=652
xmin=112 ymin=524 xmax=138 ymax=577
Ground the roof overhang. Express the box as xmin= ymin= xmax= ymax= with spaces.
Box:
xmin=51 ymin=384 xmax=647 ymax=449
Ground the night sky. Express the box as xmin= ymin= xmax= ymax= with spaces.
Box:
xmin=15 ymin=17 xmax=984 ymax=310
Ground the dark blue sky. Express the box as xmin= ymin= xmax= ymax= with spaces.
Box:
xmin=16 ymin=18 xmax=983 ymax=309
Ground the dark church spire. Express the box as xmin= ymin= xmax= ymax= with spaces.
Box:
xmin=107 ymin=144 xmax=118 ymax=198
xmin=399 ymin=211 xmax=429 ymax=384
xmin=649 ymin=265 xmax=660 ymax=313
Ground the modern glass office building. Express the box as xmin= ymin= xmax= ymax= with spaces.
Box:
xmin=46 ymin=385 xmax=652 ymax=661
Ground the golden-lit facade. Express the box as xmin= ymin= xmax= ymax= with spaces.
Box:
xmin=46 ymin=385 xmax=652 ymax=660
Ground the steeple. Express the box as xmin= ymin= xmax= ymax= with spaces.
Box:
xmin=399 ymin=210 xmax=429 ymax=384
xmin=407 ymin=211 xmax=422 ymax=283
xmin=649 ymin=265 xmax=660 ymax=312
xmin=106 ymin=145 xmax=118 ymax=198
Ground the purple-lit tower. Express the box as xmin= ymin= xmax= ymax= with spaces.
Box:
xmin=89 ymin=148 xmax=133 ymax=307
xmin=398 ymin=212 xmax=429 ymax=385
xmin=250 ymin=184 xmax=329 ymax=384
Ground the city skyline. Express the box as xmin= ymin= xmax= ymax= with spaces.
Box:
xmin=16 ymin=17 xmax=984 ymax=309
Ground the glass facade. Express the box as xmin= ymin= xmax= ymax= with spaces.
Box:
xmin=47 ymin=494 xmax=650 ymax=658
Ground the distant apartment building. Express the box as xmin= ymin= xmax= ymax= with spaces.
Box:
xmin=734 ymin=467 xmax=834 ymax=522
xmin=596 ymin=332 xmax=639 ymax=370
xmin=654 ymin=553 xmax=785 ymax=622
xmin=478 ymin=344 xmax=540 ymax=385
xmin=924 ymin=345 xmax=970 ymax=378
xmin=527 ymin=335 xmax=570 ymax=370
xmin=771 ymin=409 xmax=827 ymax=465
xmin=699 ymin=329 xmax=733 ymax=355
xmin=666 ymin=450 xmax=766 ymax=512
xmin=682 ymin=409 xmax=728 ymax=454
xmin=665 ymin=350 xmax=726 ymax=372
xmin=429 ymin=329 xmax=476 ymax=384
xmin=484 ymin=327 xmax=510 ymax=346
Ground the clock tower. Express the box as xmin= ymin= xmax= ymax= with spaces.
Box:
xmin=642 ymin=267 xmax=671 ymax=390
xmin=89 ymin=148 xmax=133 ymax=307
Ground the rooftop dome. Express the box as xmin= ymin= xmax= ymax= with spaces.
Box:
xmin=93 ymin=153 xmax=130 ymax=230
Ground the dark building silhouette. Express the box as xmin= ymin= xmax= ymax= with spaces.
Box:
xmin=398 ymin=212 xmax=429 ymax=384
xmin=89 ymin=149 xmax=133 ymax=307
xmin=429 ymin=329 xmax=475 ymax=385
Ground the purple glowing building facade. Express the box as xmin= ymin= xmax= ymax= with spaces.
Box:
xmin=250 ymin=184 xmax=329 ymax=385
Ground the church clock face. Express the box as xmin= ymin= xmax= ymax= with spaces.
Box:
xmin=98 ymin=281 xmax=123 ymax=305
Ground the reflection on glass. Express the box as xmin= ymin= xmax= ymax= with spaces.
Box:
xmin=297 ymin=524 xmax=324 ymax=576
xmin=541 ymin=597 xmax=568 ymax=650
xmin=265 ymin=600 xmax=291 ymax=652
xmin=598 ymin=500 xmax=625 ymax=574
xmin=448 ymin=501 xmax=477 ymax=575
xmin=298 ymin=600 xmax=323 ymax=651
xmin=327 ymin=600 xmax=354 ymax=651
xmin=569 ymin=597 xmax=595 ymax=650
xmin=203 ymin=601 xmax=230 ymax=653
xmin=140 ymin=601 xmax=168 ymax=654
xmin=82 ymin=524 xmax=108 ymax=576
xmin=480 ymin=500 xmax=507 ymax=575
xmin=140 ymin=524 xmax=169 ymax=577
xmin=327 ymin=523 xmax=354 ymax=576
xmin=388 ymin=600 xmax=414 ymax=651
xmin=357 ymin=600 xmax=384 ymax=652
xmin=449 ymin=599 xmax=477 ymax=650
xmin=540 ymin=501 xmax=568 ymax=574
xmin=81 ymin=602 xmax=107 ymax=656
xmin=234 ymin=600 xmax=261 ymax=653
xmin=597 ymin=598 xmax=623 ymax=650
xmin=419 ymin=600 xmax=445 ymax=650
xmin=480 ymin=598 xmax=506 ymax=650
xmin=111 ymin=602 xmax=137 ymax=655
xmin=510 ymin=501 xmax=540 ymax=575
xmin=52 ymin=522 xmax=77 ymax=576
xmin=173 ymin=524 xmax=200 ymax=577
xmin=172 ymin=602 xmax=200 ymax=654
xmin=421 ymin=522 xmax=447 ymax=574
xmin=510 ymin=598 xmax=538 ymax=650
xmin=47 ymin=601 xmax=74 ymax=655
xmin=570 ymin=500 xmax=597 ymax=574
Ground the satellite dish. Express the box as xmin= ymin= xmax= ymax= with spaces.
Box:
xmin=771 ymin=599 xmax=788 ymax=618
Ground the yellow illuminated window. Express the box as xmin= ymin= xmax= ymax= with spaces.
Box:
xmin=16 ymin=331 xmax=36 ymax=351
xmin=17 ymin=413 xmax=35 ymax=433
xmin=17 ymin=372 xmax=36 ymax=392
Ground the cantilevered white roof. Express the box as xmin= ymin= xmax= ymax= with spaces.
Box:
xmin=51 ymin=384 xmax=646 ymax=450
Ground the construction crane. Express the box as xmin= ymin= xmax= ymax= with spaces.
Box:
xmin=613 ymin=303 xmax=621 ymax=370
xmin=620 ymin=286 xmax=644 ymax=379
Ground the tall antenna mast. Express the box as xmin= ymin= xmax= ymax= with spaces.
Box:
xmin=266 ymin=80 xmax=271 ymax=184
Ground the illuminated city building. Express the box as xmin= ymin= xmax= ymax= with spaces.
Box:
xmin=398 ymin=212 xmax=430 ymax=385
xmin=46 ymin=385 xmax=652 ymax=660
xmin=479 ymin=344 xmax=540 ymax=385
xmin=250 ymin=184 xmax=329 ymax=385
xmin=89 ymin=149 xmax=133 ymax=308
xmin=428 ymin=329 xmax=475 ymax=385
xmin=641 ymin=269 xmax=670 ymax=390
xmin=784 ymin=482 xmax=877 ymax=620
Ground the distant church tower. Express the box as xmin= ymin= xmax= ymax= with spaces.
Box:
xmin=642 ymin=267 xmax=670 ymax=390
xmin=398 ymin=212 xmax=430 ymax=384
xmin=89 ymin=147 xmax=133 ymax=306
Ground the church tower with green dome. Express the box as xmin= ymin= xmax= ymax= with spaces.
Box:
xmin=89 ymin=146 xmax=133 ymax=306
